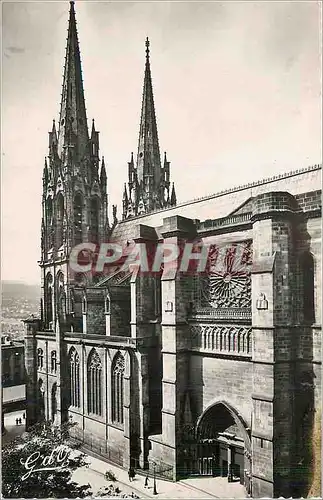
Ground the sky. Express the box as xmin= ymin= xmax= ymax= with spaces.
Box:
xmin=2 ymin=0 xmax=322 ymax=284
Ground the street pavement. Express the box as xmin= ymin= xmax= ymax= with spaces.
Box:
xmin=2 ymin=411 xmax=246 ymax=498
xmin=72 ymin=453 xmax=246 ymax=499
xmin=2 ymin=409 xmax=26 ymax=445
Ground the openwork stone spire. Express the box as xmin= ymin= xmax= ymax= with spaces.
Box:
xmin=123 ymin=38 xmax=177 ymax=219
xmin=57 ymin=1 xmax=89 ymax=163
xmin=41 ymin=1 xmax=110 ymax=270
xmin=136 ymin=37 xmax=162 ymax=189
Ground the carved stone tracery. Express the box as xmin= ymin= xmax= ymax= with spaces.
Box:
xmin=201 ymin=241 xmax=252 ymax=309
xmin=88 ymin=350 xmax=102 ymax=369
xmin=190 ymin=324 xmax=252 ymax=355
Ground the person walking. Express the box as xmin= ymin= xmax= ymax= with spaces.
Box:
xmin=22 ymin=413 xmax=25 ymax=420
xmin=18 ymin=418 xmax=22 ymax=425
xmin=144 ymin=474 xmax=149 ymax=488
xmin=128 ymin=468 xmax=133 ymax=482
xmin=15 ymin=418 xmax=18 ymax=426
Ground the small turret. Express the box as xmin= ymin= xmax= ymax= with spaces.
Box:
xmin=90 ymin=119 xmax=100 ymax=159
xmin=163 ymin=152 xmax=170 ymax=186
xmin=122 ymin=183 xmax=129 ymax=220
xmin=43 ymin=157 xmax=49 ymax=185
xmin=48 ymin=120 xmax=57 ymax=152
xmin=100 ymin=156 xmax=107 ymax=192
xmin=128 ymin=152 xmax=134 ymax=188
xmin=123 ymin=183 xmax=128 ymax=203
xmin=170 ymin=182 xmax=177 ymax=206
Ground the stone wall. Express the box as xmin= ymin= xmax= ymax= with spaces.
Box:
xmin=190 ymin=355 xmax=253 ymax=426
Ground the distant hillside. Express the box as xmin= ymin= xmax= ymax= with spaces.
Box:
xmin=1 ymin=281 xmax=41 ymax=301
xmin=1 ymin=282 xmax=41 ymax=339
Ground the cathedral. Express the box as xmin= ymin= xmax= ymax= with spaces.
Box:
xmin=24 ymin=2 xmax=322 ymax=498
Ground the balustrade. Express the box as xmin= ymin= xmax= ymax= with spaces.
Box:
xmin=190 ymin=324 xmax=252 ymax=356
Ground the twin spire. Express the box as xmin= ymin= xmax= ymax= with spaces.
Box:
xmin=49 ymin=2 xmax=176 ymax=219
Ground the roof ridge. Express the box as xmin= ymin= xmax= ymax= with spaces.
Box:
xmin=118 ymin=163 xmax=322 ymax=224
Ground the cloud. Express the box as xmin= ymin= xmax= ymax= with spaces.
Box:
xmin=1 ymin=1 xmax=321 ymax=284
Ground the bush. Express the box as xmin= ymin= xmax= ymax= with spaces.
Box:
xmin=104 ymin=469 xmax=117 ymax=482
xmin=96 ymin=485 xmax=139 ymax=498
xmin=2 ymin=420 xmax=92 ymax=498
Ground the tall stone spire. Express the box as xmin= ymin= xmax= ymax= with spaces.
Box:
xmin=122 ymin=38 xmax=177 ymax=219
xmin=41 ymin=0 xmax=109 ymax=273
xmin=57 ymin=1 xmax=89 ymax=162
xmin=136 ymin=37 xmax=161 ymax=190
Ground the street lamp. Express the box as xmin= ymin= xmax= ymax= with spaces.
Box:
xmin=153 ymin=462 xmax=157 ymax=495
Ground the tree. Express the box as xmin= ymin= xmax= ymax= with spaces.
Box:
xmin=2 ymin=420 xmax=92 ymax=498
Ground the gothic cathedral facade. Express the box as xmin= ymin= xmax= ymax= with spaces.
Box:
xmin=25 ymin=3 xmax=321 ymax=498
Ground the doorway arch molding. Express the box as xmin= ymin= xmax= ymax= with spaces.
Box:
xmin=195 ymin=399 xmax=251 ymax=452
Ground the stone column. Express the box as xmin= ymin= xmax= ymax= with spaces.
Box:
xmin=227 ymin=446 xmax=233 ymax=482
xmin=45 ymin=340 xmax=49 ymax=420
xmin=133 ymin=349 xmax=150 ymax=469
xmin=105 ymin=296 xmax=111 ymax=335
xmin=82 ymin=297 xmax=87 ymax=334
xmin=23 ymin=317 xmax=41 ymax=429
xmin=129 ymin=225 xmax=159 ymax=469
xmin=251 ymin=192 xmax=298 ymax=498
xmin=150 ymin=215 xmax=196 ymax=480
xmin=123 ymin=350 xmax=134 ymax=469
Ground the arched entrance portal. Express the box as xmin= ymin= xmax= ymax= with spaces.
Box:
xmin=194 ymin=402 xmax=252 ymax=494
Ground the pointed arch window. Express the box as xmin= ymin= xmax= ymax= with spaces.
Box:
xmin=37 ymin=348 xmax=44 ymax=369
xmin=87 ymin=350 xmax=102 ymax=416
xmin=301 ymin=252 xmax=315 ymax=324
xmin=90 ymin=197 xmax=100 ymax=244
xmin=69 ymin=348 xmax=80 ymax=408
xmin=46 ymin=197 xmax=53 ymax=223
xmin=57 ymin=273 xmax=66 ymax=326
xmin=46 ymin=197 xmax=53 ymax=249
xmin=51 ymin=350 xmax=57 ymax=373
xmin=112 ymin=352 xmax=125 ymax=425
xmin=74 ymin=193 xmax=83 ymax=246
xmin=45 ymin=274 xmax=53 ymax=328
xmin=58 ymin=288 xmax=66 ymax=323
xmin=56 ymin=193 xmax=64 ymax=248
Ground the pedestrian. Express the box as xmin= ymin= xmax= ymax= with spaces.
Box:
xmin=18 ymin=418 xmax=22 ymax=425
xmin=128 ymin=468 xmax=132 ymax=482
xmin=144 ymin=474 xmax=149 ymax=488
xmin=23 ymin=413 xmax=25 ymax=419
xmin=15 ymin=418 xmax=18 ymax=426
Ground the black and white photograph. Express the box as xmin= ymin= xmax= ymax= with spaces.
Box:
xmin=1 ymin=1 xmax=322 ymax=498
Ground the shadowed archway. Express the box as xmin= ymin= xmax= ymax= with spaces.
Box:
xmin=190 ymin=401 xmax=252 ymax=495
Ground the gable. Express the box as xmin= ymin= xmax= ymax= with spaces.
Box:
xmin=227 ymin=197 xmax=253 ymax=217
